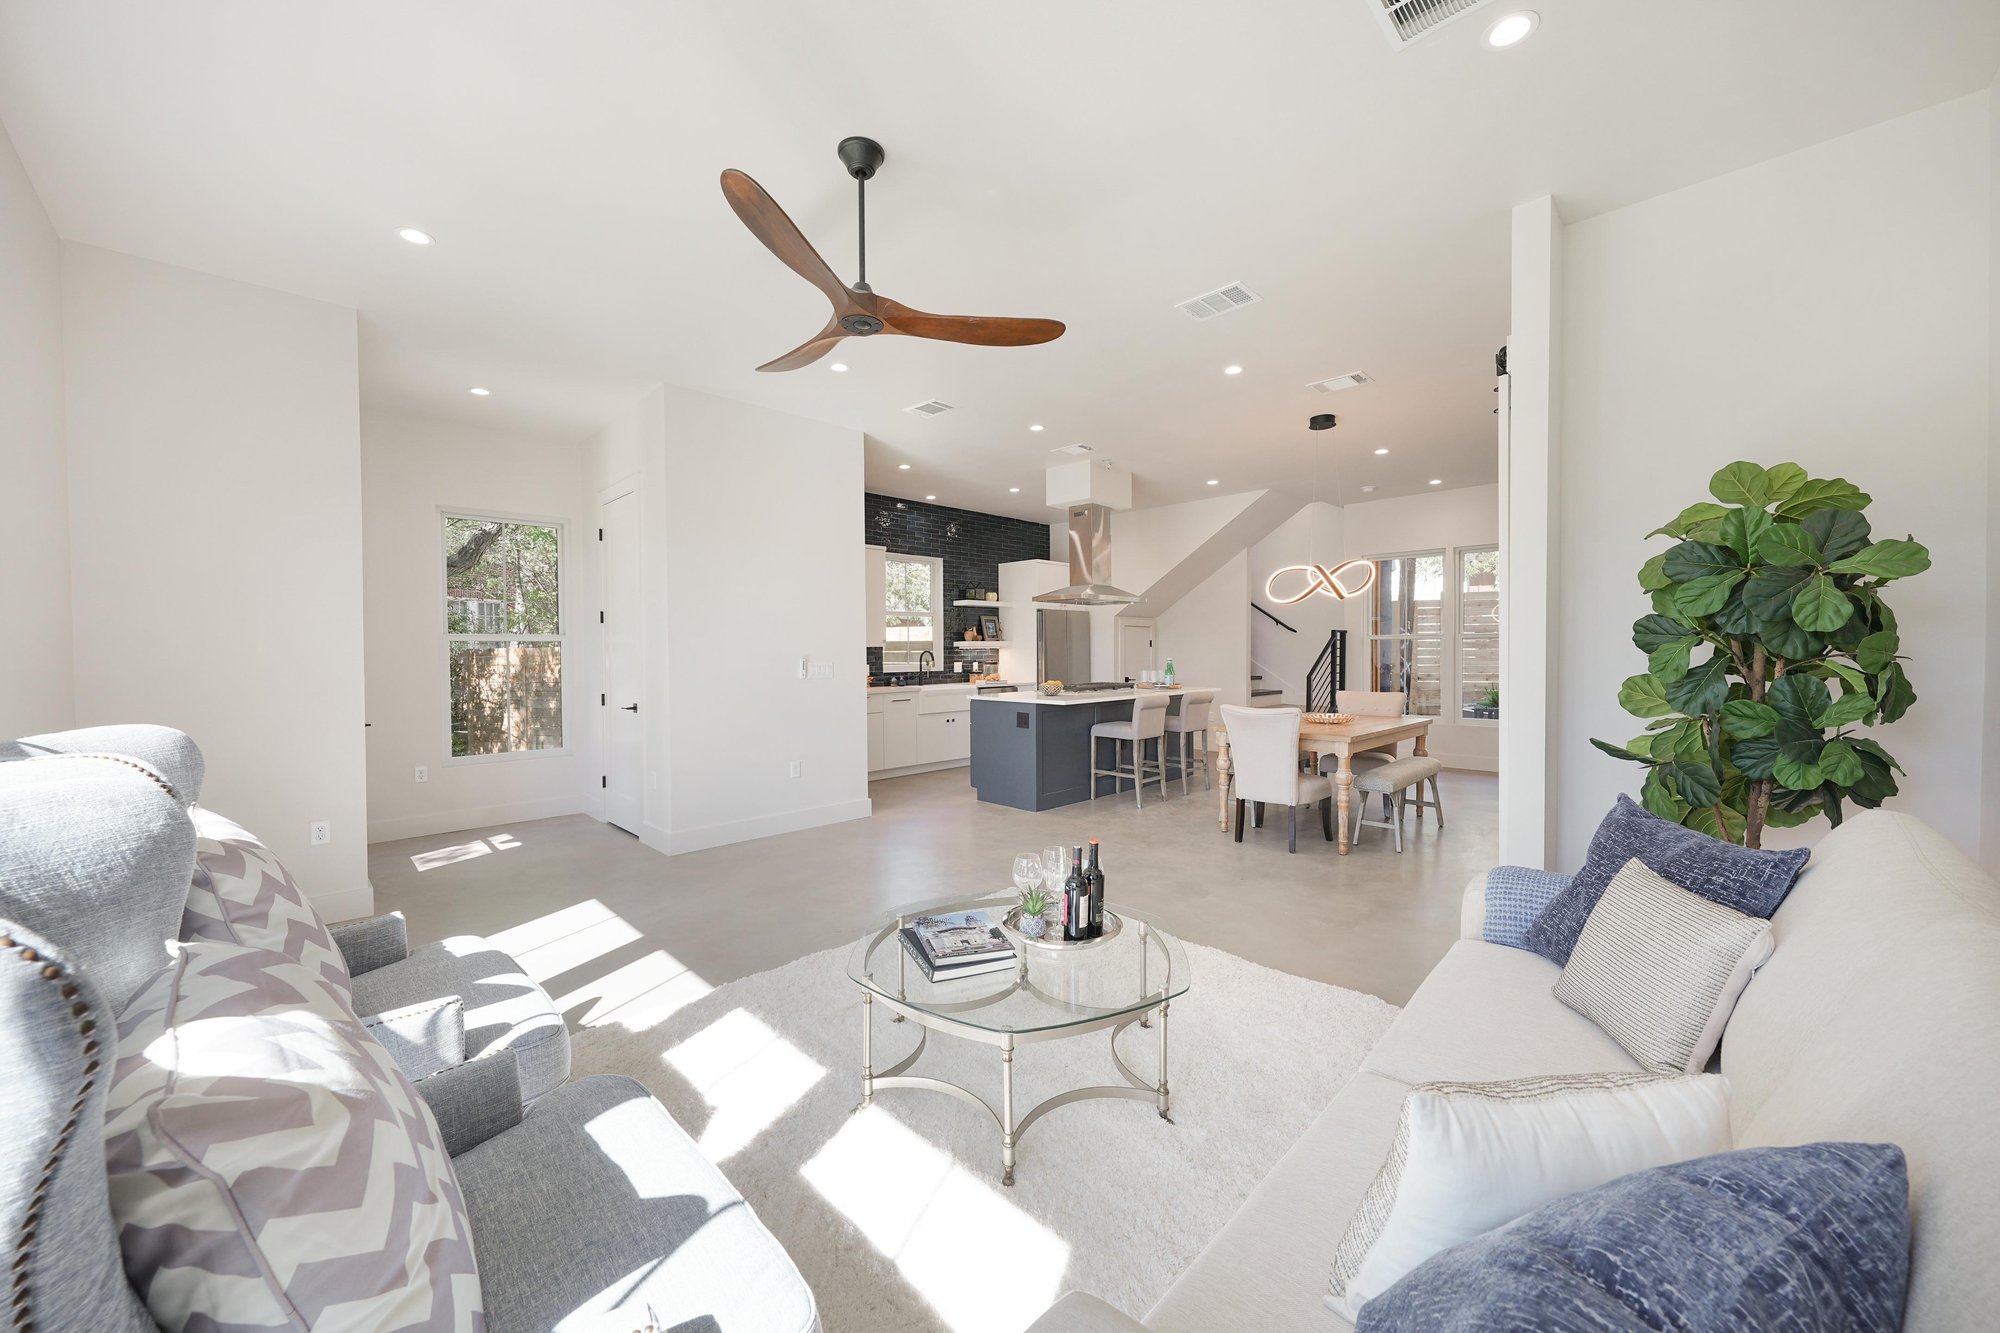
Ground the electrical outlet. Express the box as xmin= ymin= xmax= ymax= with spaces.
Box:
xmin=788 ymin=759 xmax=802 ymax=778
xmin=310 ymin=821 xmax=331 ymax=845
xmin=414 ymin=765 xmax=428 ymax=783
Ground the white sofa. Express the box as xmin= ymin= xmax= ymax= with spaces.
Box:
xmin=1028 ymin=811 xmax=2000 ymax=1333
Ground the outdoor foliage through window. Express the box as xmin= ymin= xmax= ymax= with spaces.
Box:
xmin=445 ymin=516 xmax=563 ymax=757
xmin=883 ymin=555 xmax=937 ymax=668
xmin=1368 ymin=553 xmax=1444 ymax=716
xmin=1459 ymin=547 xmax=1500 ymax=718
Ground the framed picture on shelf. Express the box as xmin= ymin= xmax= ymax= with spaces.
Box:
xmin=978 ymin=614 xmax=1001 ymax=642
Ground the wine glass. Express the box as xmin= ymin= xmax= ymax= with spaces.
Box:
xmin=1012 ymin=854 xmax=1043 ymax=896
xmin=1042 ymin=846 xmax=1067 ymax=894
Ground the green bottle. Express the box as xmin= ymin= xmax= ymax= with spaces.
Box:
xmin=1163 ymin=658 xmax=1176 ymax=686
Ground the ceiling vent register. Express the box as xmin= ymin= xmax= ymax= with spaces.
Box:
xmin=1174 ymin=282 xmax=1260 ymax=322
xmin=1371 ymin=0 xmax=1501 ymax=48
xmin=1309 ymin=372 xmax=1374 ymax=393
xmin=1050 ymin=443 xmax=1094 ymax=457
xmin=903 ymin=399 xmax=954 ymax=417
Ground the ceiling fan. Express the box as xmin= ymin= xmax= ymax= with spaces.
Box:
xmin=720 ymin=137 xmax=1066 ymax=372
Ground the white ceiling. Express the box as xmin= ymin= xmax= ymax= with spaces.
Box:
xmin=3 ymin=1 xmax=1995 ymax=521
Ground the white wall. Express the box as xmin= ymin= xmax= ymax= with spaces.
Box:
xmin=1156 ymin=552 xmax=1251 ymax=710
xmin=1555 ymin=93 xmax=1991 ymax=867
xmin=360 ymin=410 xmax=593 ymax=842
xmin=584 ymin=382 xmax=869 ymax=854
xmin=0 ymin=123 xmax=71 ymax=737
xmin=1985 ymin=75 xmax=2000 ymax=874
xmin=1249 ymin=502 xmax=1348 ymax=697
xmin=1339 ymin=484 xmax=1501 ymax=773
xmin=62 ymin=244 xmax=372 ymax=917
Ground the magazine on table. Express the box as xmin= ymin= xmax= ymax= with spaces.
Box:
xmin=898 ymin=929 xmax=1017 ymax=981
xmin=907 ymin=911 xmax=1013 ymax=964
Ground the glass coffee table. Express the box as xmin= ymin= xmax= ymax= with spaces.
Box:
xmin=846 ymin=893 xmax=1190 ymax=1186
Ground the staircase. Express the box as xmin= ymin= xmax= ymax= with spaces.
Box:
xmin=1249 ymin=673 xmax=1287 ymax=703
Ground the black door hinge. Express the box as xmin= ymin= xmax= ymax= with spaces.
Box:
xmin=601 ymin=776 xmax=607 ymax=788
xmin=600 ymin=693 xmax=606 ymax=706
xmin=599 ymin=611 xmax=605 ymax=623
xmin=598 ymin=527 xmax=604 ymax=541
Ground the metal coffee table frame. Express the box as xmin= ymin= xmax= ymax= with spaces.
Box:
xmin=854 ymin=902 xmax=1177 ymax=1187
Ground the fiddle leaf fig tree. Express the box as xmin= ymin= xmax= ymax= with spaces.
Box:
xmin=1591 ymin=461 xmax=1929 ymax=848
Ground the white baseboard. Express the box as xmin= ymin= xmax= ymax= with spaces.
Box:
xmin=1429 ymin=751 xmax=1498 ymax=775
xmin=314 ymin=885 xmax=377 ymax=924
xmin=645 ymin=797 xmax=875 ymax=856
xmin=366 ymin=795 xmax=589 ymax=845
xmin=868 ymin=757 xmax=971 ymax=781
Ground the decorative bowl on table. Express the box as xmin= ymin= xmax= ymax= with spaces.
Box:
xmin=1040 ymin=680 xmax=1064 ymax=696
xmin=1001 ymin=907 xmax=1124 ymax=951
xmin=1302 ymin=712 xmax=1355 ymax=725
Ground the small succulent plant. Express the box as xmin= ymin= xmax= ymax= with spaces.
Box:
xmin=1019 ymin=886 xmax=1050 ymax=918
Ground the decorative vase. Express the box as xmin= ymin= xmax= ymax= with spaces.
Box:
xmin=1017 ymin=913 xmax=1047 ymax=939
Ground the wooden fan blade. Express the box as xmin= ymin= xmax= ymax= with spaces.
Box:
xmin=720 ymin=168 xmax=850 ymax=309
xmin=756 ymin=319 xmax=847 ymax=373
xmin=878 ymin=300 xmax=1065 ymax=348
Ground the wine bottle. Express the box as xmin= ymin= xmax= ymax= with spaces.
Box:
xmin=1063 ymin=847 xmax=1088 ymax=942
xmin=1083 ymin=840 xmax=1105 ymax=938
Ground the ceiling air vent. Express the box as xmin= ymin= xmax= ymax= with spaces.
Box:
xmin=1369 ymin=0 xmax=1501 ymax=49
xmin=1050 ymin=443 xmax=1094 ymax=457
xmin=903 ymin=399 xmax=954 ymax=417
xmin=1309 ymin=371 xmax=1375 ymax=393
xmin=1174 ymin=282 xmax=1260 ymax=322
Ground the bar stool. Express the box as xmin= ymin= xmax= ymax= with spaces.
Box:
xmin=1163 ymin=688 xmax=1218 ymax=794
xmin=1091 ymin=692 xmax=1171 ymax=807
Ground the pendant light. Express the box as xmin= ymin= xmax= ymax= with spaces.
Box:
xmin=1264 ymin=415 xmax=1377 ymax=604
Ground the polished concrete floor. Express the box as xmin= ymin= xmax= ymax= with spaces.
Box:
xmin=369 ymin=764 xmax=1497 ymax=1009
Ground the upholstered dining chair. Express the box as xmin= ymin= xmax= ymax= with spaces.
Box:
xmin=1163 ymin=688 xmax=1218 ymax=794
xmin=1219 ymin=704 xmax=1333 ymax=853
xmin=1091 ymin=690 xmax=1172 ymax=807
xmin=1336 ymin=689 xmax=1406 ymax=768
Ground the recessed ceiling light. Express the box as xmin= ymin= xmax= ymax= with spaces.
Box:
xmin=1429 ymin=478 xmax=1444 ymax=485
xmin=1029 ymin=424 xmax=1044 ymax=432
xmin=468 ymin=386 xmax=490 ymax=396
xmin=897 ymin=463 xmax=911 ymax=470
xmin=1484 ymin=11 xmax=1538 ymax=47
xmin=1009 ymin=487 xmax=1021 ymax=494
xmin=830 ymin=362 xmax=848 ymax=372
xmin=925 ymin=494 xmax=937 ymax=501
xmin=397 ymin=227 xmax=434 ymax=246
xmin=1373 ymin=448 xmax=1388 ymax=455
xmin=1206 ymin=479 xmax=1220 ymax=486
xmin=1223 ymin=365 xmax=1243 ymax=376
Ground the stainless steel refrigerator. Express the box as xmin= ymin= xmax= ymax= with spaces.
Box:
xmin=1036 ymin=608 xmax=1093 ymax=684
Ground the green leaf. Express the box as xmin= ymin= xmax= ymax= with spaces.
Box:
xmin=1775 ymin=476 xmax=1870 ymax=519
xmin=1720 ymin=700 xmax=1779 ymax=738
xmin=1650 ymin=588 xmax=1683 ymax=618
xmin=1827 ymin=538 xmax=1931 ymax=580
xmin=1791 ymin=575 xmax=1854 ymax=632
xmin=1818 ymin=690 xmax=1876 ymax=727
xmin=1875 ymin=662 xmax=1917 ymax=724
xmin=1640 ymin=768 xmax=1689 ymax=822
xmin=1815 ymin=659 xmax=1869 ymax=693
xmin=1755 ymin=523 xmax=1824 ymax=568
xmin=1590 ymin=737 xmax=1651 ymax=763
xmin=1637 ymin=552 xmax=1673 ymax=592
xmin=1671 ymin=573 xmax=1742 ymax=620
xmin=1717 ymin=507 xmax=1774 ymax=562
xmin=1666 ymin=655 xmax=1732 ymax=717
xmin=1618 ymin=674 xmax=1673 ymax=718
xmin=1708 ymin=461 xmax=1770 ymax=508
xmin=1762 ymin=462 xmax=1808 ymax=506
xmin=1801 ymin=508 xmax=1871 ymax=562
xmin=1818 ymin=739 xmax=1865 ymax=787
xmin=1631 ymin=614 xmax=1698 ymax=652
xmin=1768 ymin=674 xmax=1831 ymax=730
xmin=1774 ymin=753 xmax=1824 ymax=791
xmin=1742 ymin=564 xmax=1813 ymax=621
xmin=1647 ymin=502 xmax=1732 ymax=539
xmin=1647 ymin=638 xmax=1696 ymax=683
xmin=1685 ymin=802 xmax=1748 ymax=845
xmin=1624 ymin=734 xmax=1656 ymax=758
xmin=1711 ymin=589 xmax=1757 ymax=636
xmin=1662 ymin=540 xmax=1742 ymax=583
xmin=1752 ymin=615 xmax=1823 ymax=662
xmin=1664 ymin=760 xmax=1723 ymax=808
xmin=1656 ymin=719 xmax=1709 ymax=762
xmin=1854 ymin=630 xmax=1899 ymax=674
xmin=1764 ymin=802 xmax=1820 ymax=828
xmin=1731 ymin=735 xmax=1780 ymax=781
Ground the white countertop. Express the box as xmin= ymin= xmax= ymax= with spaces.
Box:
xmin=866 ymin=680 xmax=1021 ymax=695
xmin=968 ymin=686 xmax=1199 ymax=707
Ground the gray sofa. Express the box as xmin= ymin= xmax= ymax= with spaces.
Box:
xmin=1 ymin=726 xmax=818 ymax=1333
xmin=1030 ymin=810 xmax=2000 ymax=1332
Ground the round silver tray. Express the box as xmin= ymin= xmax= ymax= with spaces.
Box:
xmin=1000 ymin=906 xmax=1124 ymax=951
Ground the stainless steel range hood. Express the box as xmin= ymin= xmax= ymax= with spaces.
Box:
xmin=1033 ymin=503 xmax=1140 ymax=605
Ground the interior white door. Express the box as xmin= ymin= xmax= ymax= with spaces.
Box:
xmin=600 ymin=487 xmax=643 ymax=835
xmin=1119 ymin=619 xmax=1156 ymax=680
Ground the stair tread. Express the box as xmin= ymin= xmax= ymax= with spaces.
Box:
xmin=1250 ymin=688 xmax=1284 ymax=697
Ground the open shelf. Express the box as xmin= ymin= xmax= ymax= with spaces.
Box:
xmin=951 ymin=600 xmax=1015 ymax=608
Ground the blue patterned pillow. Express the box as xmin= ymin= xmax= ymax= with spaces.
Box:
xmin=1482 ymin=866 xmax=1574 ymax=949
xmin=1524 ymin=794 xmax=1809 ymax=965
xmin=1356 ymin=1142 xmax=1910 ymax=1333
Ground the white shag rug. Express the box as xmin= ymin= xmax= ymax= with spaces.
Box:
xmin=569 ymin=942 xmax=1398 ymax=1333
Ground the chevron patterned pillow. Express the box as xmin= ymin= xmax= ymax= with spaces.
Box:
xmin=104 ymin=940 xmax=481 ymax=1331
xmin=180 ymin=806 xmax=353 ymax=996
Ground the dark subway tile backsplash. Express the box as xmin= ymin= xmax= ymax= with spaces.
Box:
xmin=864 ymin=494 xmax=1051 ymax=664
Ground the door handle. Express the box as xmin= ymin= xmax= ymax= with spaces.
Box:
xmin=621 ymin=704 xmax=639 ymax=712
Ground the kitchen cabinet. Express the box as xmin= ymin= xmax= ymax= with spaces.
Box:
xmin=917 ymin=710 xmax=971 ymax=764
xmin=863 ymin=545 xmax=886 ymax=649
xmin=880 ymin=691 xmax=918 ymax=769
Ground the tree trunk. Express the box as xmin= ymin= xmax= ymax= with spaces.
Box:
xmin=1743 ymin=644 xmax=1770 ymax=848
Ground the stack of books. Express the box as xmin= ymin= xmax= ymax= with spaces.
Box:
xmin=898 ymin=910 xmax=1017 ymax=981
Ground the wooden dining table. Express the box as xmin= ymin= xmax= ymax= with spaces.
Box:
xmin=1210 ymin=713 xmax=1435 ymax=854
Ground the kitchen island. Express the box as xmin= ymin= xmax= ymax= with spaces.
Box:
xmin=969 ymin=687 xmax=1193 ymax=810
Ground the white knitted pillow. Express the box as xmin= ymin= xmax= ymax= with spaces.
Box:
xmin=1555 ymin=856 xmax=1776 ymax=1074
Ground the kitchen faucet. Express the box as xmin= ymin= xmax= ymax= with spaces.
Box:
xmin=918 ymin=649 xmax=935 ymax=680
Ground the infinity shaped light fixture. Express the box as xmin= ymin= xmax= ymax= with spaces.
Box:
xmin=1264 ymin=559 xmax=1377 ymax=605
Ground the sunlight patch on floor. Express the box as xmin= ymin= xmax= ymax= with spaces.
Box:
xmin=802 ymin=1106 xmax=1068 ymax=1332
xmin=555 ymin=948 xmax=713 ymax=1030
xmin=665 ymin=1008 xmax=826 ymax=1161
xmin=484 ymin=899 xmax=645 ymax=984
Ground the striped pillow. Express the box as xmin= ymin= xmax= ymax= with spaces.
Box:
xmin=181 ymin=806 xmax=353 ymax=996
xmin=1554 ymin=857 xmax=1776 ymax=1074
xmin=103 ymin=940 xmax=482 ymax=1331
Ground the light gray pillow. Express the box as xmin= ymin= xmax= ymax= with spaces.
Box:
xmin=1554 ymin=857 xmax=1775 ymax=1073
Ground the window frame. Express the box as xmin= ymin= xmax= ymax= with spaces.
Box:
xmin=439 ymin=506 xmax=571 ymax=766
xmin=1455 ymin=545 xmax=1501 ymax=726
xmin=881 ymin=552 xmax=944 ymax=670
xmin=1364 ymin=548 xmax=1448 ymax=719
